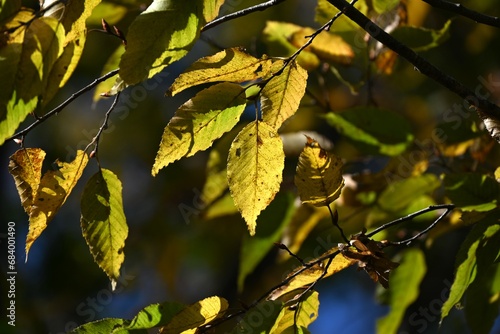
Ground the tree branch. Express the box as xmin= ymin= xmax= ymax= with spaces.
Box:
xmin=421 ymin=0 xmax=500 ymax=28
xmin=8 ymin=69 xmax=119 ymax=142
xmin=326 ymin=0 xmax=500 ymax=124
xmin=201 ymin=0 xmax=288 ymax=32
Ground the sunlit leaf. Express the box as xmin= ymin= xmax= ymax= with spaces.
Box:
xmin=93 ymin=44 xmax=125 ymax=101
xmin=377 ymin=248 xmax=426 ymax=333
xmin=125 ymin=302 xmax=185 ymax=330
xmin=227 ymin=121 xmax=285 ymax=235
xmin=230 ymin=300 xmax=284 ymax=334
xmin=315 ymin=0 xmax=368 ymax=31
xmin=269 ymin=247 xmax=355 ymax=300
xmin=20 ymin=150 xmax=89 ymax=258
xmin=159 ymin=296 xmax=228 ymax=333
xmin=271 ymin=291 xmax=319 ymax=333
xmin=69 ymin=318 xmax=125 ymax=334
xmin=8 ymin=148 xmax=45 ymax=213
xmin=202 ymin=0 xmax=225 ymax=23
xmin=238 ymin=193 xmax=295 ymax=291
xmin=372 ymin=0 xmax=399 ymax=14
xmin=390 ymin=20 xmax=452 ymax=52
xmin=1 ymin=17 xmax=64 ymax=144
xmin=261 ymin=60 xmax=308 ymax=130
xmin=81 ymin=169 xmax=128 ymax=290
xmin=441 ymin=210 xmax=500 ymax=321
xmin=443 ymin=173 xmax=499 ymax=212
xmin=152 ymin=82 xmax=246 ymax=176
xmin=325 ymin=107 xmax=414 ymax=156
xmin=262 ymin=21 xmax=320 ymax=71
xmin=168 ymin=48 xmax=273 ymax=96
xmin=295 ymin=136 xmax=344 ymax=207
xmin=290 ymin=27 xmax=354 ymax=65
xmin=120 ymin=0 xmax=203 ymax=85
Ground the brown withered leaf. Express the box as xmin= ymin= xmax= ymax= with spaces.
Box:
xmin=340 ymin=231 xmax=399 ymax=288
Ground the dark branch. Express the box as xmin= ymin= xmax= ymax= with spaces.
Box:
xmin=8 ymin=69 xmax=119 ymax=142
xmin=326 ymin=0 xmax=500 ymax=122
xmin=201 ymin=0 xmax=288 ymax=32
xmin=421 ymin=0 xmax=500 ymax=28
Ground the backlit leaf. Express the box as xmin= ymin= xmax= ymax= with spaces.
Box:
xmin=69 ymin=318 xmax=124 ymax=334
xmin=120 ymin=0 xmax=202 ymax=85
xmin=227 ymin=121 xmax=285 ymax=235
xmin=125 ymin=301 xmax=185 ymax=330
xmin=81 ymin=169 xmax=128 ymax=290
xmin=8 ymin=148 xmax=45 ymax=213
xmin=238 ymin=193 xmax=295 ymax=291
xmin=315 ymin=0 xmax=368 ymax=31
xmin=93 ymin=44 xmax=125 ymax=101
xmin=152 ymin=82 xmax=246 ymax=175
xmin=271 ymin=291 xmax=319 ymax=333
xmin=377 ymin=248 xmax=426 ymax=334
xmin=441 ymin=210 xmax=500 ymax=321
xmin=168 ymin=48 xmax=273 ymax=96
xmin=202 ymin=0 xmax=225 ymax=23
xmin=390 ymin=20 xmax=452 ymax=52
xmin=372 ymin=0 xmax=399 ymax=14
xmin=23 ymin=150 xmax=88 ymax=258
xmin=325 ymin=107 xmax=414 ymax=156
xmin=269 ymin=247 xmax=355 ymax=300
xmin=443 ymin=173 xmax=499 ymax=212
xmin=261 ymin=60 xmax=308 ymax=130
xmin=290 ymin=27 xmax=354 ymax=65
xmin=294 ymin=137 xmax=344 ymax=207
xmin=159 ymin=296 xmax=228 ymax=333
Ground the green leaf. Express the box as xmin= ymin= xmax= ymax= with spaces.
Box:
xmin=377 ymin=248 xmax=426 ymax=334
xmin=124 ymin=302 xmax=185 ymax=330
xmin=93 ymin=44 xmax=125 ymax=101
xmin=227 ymin=121 xmax=285 ymax=235
xmin=378 ymin=174 xmax=440 ymax=213
xmin=315 ymin=0 xmax=368 ymax=31
xmin=391 ymin=20 xmax=452 ymax=52
xmin=152 ymin=82 xmax=246 ymax=175
xmin=294 ymin=137 xmax=344 ymax=207
xmin=159 ymin=296 xmax=228 ymax=333
xmin=261 ymin=60 xmax=308 ymax=130
xmin=230 ymin=300 xmax=284 ymax=334
xmin=372 ymin=0 xmax=399 ymax=14
xmin=325 ymin=107 xmax=414 ymax=156
xmin=441 ymin=210 xmax=500 ymax=321
xmin=202 ymin=0 xmax=225 ymax=23
xmin=1 ymin=17 xmax=64 ymax=144
xmin=69 ymin=318 xmax=124 ymax=334
xmin=81 ymin=169 xmax=128 ymax=290
xmin=271 ymin=291 xmax=319 ymax=333
xmin=119 ymin=0 xmax=202 ymax=85
xmin=238 ymin=192 xmax=295 ymax=291
xmin=443 ymin=173 xmax=499 ymax=212
xmin=168 ymin=48 xmax=273 ymax=96
xmin=8 ymin=149 xmax=89 ymax=259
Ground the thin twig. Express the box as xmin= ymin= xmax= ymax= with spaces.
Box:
xmin=421 ymin=0 xmax=500 ymax=28
xmin=326 ymin=0 xmax=500 ymax=122
xmin=8 ymin=69 xmax=120 ymax=142
xmin=327 ymin=205 xmax=349 ymax=244
xmin=201 ymin=0 xmax=288 ymax=32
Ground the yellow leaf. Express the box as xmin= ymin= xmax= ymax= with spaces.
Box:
xmin=8 ymin=148 xmax=46 ymax=213
xmin=270 ymin=291 xmax=319 ymax=332
xmin=290 ymin=27 xmax=355 ymax=65
xmin=261 ymin=60 xmax=308 ymax=130
xmin=81 ymin=169 xmax=128 ymax=290
xmin=93 ymin=44 xmax=126 ymax=101
xmin=168 ymin=48 xmax=273 ymax=96
xmin=227 ymin=121 xmax=285 ymax=235
xmin=269 ymin=248 xmax=355 ymax=300
xmin=295 ymin=137 xmax=344 ymax=206
xmin=152 ymin=82 xmax=246 ymax=175
xmin=25 ymin=150 xmax=89 ymax=258
xmin=202 ymin=0 xmax=225 ymax=23
xmin=159 ymin=296 xmax=228 ymax=334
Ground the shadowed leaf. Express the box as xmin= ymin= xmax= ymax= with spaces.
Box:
xmin=81 ymin=169 xmax=128 ymax=290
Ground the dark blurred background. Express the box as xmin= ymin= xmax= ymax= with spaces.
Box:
xmin=1 ymin=0 xmax=500 ymax=333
